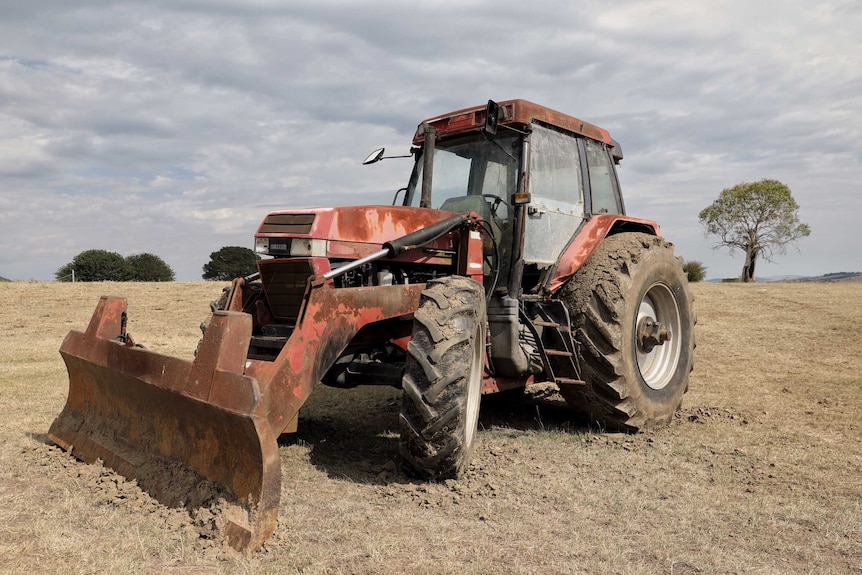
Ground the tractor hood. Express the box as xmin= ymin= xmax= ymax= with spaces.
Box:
xmin=254 ymin=205 xmax=460 ymax=260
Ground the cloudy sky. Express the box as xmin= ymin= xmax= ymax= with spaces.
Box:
xmin=1 ymin=0 xmax=859 ymax=281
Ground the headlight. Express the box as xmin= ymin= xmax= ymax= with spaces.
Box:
xmin=289 ymin=238 xmax=327 ymax=257
xmin=254 ymin=237 xmax=326 ymax=257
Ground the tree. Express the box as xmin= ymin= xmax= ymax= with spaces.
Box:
xmin=202 ymin=246 xmax=259 ymax=281
xmin=125 ymin=253 xmax=175 ymax=282
xmin=56 ymin=250 xmax=175 ymax=282
xmin=682 ymin=260 xmax=707 ymax=283
xmin=699 ymin=179 xmax=810 ymax=283
xmin=55 ymin=249 xmax=130 ymax=282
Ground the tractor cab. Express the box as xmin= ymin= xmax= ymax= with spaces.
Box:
xmin=398 ymin=99 xmax=627 ymax=297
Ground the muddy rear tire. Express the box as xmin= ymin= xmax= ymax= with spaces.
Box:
xmin=558 ymin=232 xmax=695 ymax=431
xmin=399 ymin=276 xmax=486 ymax=479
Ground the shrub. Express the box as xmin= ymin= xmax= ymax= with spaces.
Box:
xmin=682 ymin=260 xmax=707 ymax=283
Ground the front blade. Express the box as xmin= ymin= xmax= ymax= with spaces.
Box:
xmin=48 ymin=296 xmax=281 ymax=552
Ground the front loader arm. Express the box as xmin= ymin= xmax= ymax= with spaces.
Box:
xmin=49 ymin=280 xmax=426 ymax=553
xmin=246 ymin=259 xmax=428 ymax=435
xmin=48 ymin=213 xmax=484 ymax=553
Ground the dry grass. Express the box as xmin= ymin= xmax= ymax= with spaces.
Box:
xmin=0 ymin=281 xmax=859 ymax=574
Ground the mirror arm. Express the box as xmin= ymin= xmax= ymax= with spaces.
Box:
xmin=392 ymin=187 xmax=407 ymax=206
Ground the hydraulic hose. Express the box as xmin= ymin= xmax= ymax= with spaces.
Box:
xmin=322 ymin=213 xmax=471 ymax=282
xmin=382 ymin=213 xmax=470 ymax=256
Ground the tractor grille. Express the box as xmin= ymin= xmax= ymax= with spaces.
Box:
xmin=258 ymin=214 xmax=315 ymax=234
xmin=260 ymin=260 xmax=313 ymax=321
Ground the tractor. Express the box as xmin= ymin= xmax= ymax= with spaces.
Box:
xmin=49 ymin=99 xmax=695 ymax=552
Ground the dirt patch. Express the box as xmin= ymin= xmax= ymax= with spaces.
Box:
xmin=19 ymin=442 xmax=239 ymax=559
xmin=679 ymin=405 xmax=756 ymax=426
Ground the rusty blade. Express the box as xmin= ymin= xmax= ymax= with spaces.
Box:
xmin=48 ymin=296 xmax=281 ymax=552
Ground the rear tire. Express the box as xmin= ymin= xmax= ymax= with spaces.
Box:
xmin=399 ymin=276 xmax=486 ymax=479
xmin=558 ymin=233 xmax=695 ymax=431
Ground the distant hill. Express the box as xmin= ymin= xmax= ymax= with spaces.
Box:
xmin=787 ymin=272 xmax=862 ymax=283
xmin=708 ymin=272 xmax=861 ymax=283
xmin=0 ymin=276 xmax=10 ymax=282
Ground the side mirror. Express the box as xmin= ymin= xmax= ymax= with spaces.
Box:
xmin=484 ymin=100 xmax=501 ymax=135
xmin=363 ymin=148 xmax=386 ymax=165
xmin=610 ymin=138 xmax=624 ymax=164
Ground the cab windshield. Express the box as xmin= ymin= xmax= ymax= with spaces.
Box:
xmin=404 ymin=134 xmax=521 ymax=209
xmin=404 ymin=133 xmax=521 ymax=287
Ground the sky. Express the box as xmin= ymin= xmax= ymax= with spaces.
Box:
xmin=1 ymin=0 xmax=860 ymax=281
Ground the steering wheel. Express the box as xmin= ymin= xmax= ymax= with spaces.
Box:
xmin=481 ymin=194 xmax=509 ymax=218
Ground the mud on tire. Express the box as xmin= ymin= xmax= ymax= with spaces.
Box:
xmin=399 ymin=276 xmax=486 ymax=479
xmin=558 ymin=232 xmax=695 ymax=431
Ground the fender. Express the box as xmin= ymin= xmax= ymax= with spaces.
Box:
xmin=547 ymin=214 xmax=661 ymax=293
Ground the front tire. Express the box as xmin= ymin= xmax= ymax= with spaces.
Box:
xmin=399 ymin=276 xmax=486 ymax=479
xmin=558 ymin=233 xmax=695 ymax=431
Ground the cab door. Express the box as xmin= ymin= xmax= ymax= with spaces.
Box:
xmin=522 ymin=124 xmax=586 ymax=267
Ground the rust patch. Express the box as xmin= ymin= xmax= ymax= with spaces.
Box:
xmin=329 ymin=205 xmax=459 ymax=244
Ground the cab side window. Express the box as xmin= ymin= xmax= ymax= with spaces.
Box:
xmin=530 ymin=124 xmax=583 ymax=204
xmin=584 ymin=139 xmax=622 ymax=215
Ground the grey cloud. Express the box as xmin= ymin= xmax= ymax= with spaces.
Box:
xmin=0 ymin=1 xmax=859 ymax=281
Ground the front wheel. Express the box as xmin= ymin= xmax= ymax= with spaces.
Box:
xmin=399 ymin=276 xmax=486 ymax=479
xmin=558 ymin=232 xmax=695 ymax=431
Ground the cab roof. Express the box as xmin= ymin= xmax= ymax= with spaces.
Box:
xmin=412 ymin=99 xmax=613 ymax=146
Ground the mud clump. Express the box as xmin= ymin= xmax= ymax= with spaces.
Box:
xmin=679 ymin=406 xmax=754 ymax=426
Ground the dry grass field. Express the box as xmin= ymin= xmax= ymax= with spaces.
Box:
xmin=0 ymin=281 xmax=859 ymax=574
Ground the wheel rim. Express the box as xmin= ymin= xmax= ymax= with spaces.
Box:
xmin=464 ymin=323 xmax=483 ymax=447
xmin=635 ymin=282 xmax=682 ymax=390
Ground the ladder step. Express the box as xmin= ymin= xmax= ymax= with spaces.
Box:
xmin=556 ymin=377 xmax=586 ymax=385
xmin=545 ymin=349 xmax=573 ymax=357
xmin=533 ymin=320 xmax=560 ymax=328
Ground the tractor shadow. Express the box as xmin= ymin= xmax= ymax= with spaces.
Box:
xmin=285 ymin=384 xmax=592 ymax=486
xmin=478 ymin=385 xmax=594 ymax=433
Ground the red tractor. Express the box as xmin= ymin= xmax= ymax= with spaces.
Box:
xmin=50 ymin=99 xmax=694 ymax=551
